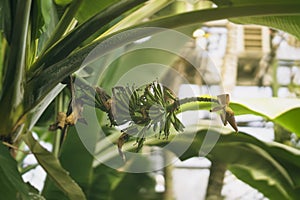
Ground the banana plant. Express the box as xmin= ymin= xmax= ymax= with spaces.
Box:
xmin=1 ymin=0 xmax=300 ymax=199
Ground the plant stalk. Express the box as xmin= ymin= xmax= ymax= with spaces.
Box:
xmin=53 ymin=93 xmax=64 ymax=157
xmin=0 ymin=0 xmax=32 ymax=137
xmin=205 ymin=160 xmax=227 ymax=200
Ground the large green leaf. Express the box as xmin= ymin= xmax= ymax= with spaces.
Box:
xmin=146 ymin=129 xmax=300 ymax=199
xmin=230 ymin=98 xmax=300 ymax=136
xmin=274 ymin=108 xmax=300 ymax=136
xmin=111 ymin=172 xmax=156 ymax=200
xmin=213 ymin=0 xmax=300 ymax=39
xmin=213 ymin=143 xmax=293 ymax=199
xmin=88 ymin=163 xmax=156 ymax=200
xmin=232 ymin=16 xmax=300 ymax=39
xmin=54 ymin=0 xmax=72 ymax=6
xmin=88 ymin=164 xmax=124 ymax=200
xmin=98 ymin=0 xmax=175 ymax=38
xmin=264 ymin=143 xmax=300 ymax=189
xmin=0 ymin=143 xmax=29 ymax=199
xmin=229 ymin=165 xmax=290 ymax=200
xmin=23 ymin=132 xmax=86 ymax=200
xmin=213 ymin=131 xmax=300 ymax=189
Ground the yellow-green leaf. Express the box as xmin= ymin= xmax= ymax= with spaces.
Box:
xmin=23 ymin=132 xmax=86 ymax=200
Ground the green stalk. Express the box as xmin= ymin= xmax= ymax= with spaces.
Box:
xmin=0 ymin=33 xmax=5 ymax=93
xmin=178 ymin=96 xmax=218 ymax=105
xmin=0 ymin=0 xmax=32 ymax=136
xmin=272 ymin=60 xmax=279 ymax=97
xmin=175 ymin=96 xmax=218 ymax=113
xmin=25 ymin=3 xmax=300 ymax=116
xmin=205 ymin=160 xmax=227 ymax=200
xmin=53 ymin=93 xmax=64 ymax=157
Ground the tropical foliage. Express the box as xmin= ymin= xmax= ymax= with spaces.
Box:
xmin=1 ymin=0 xmax=300 ymax=199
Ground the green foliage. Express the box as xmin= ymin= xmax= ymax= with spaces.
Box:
xmin=0 ymin=0 xmax=31 ymax=136
xmin=147 ymin=129 xmax=300 ymax=199
xmin=29 ymin=0 xmax=147 ymax=77
xmin=25 ymin=1 xmax=300 ymax=113
xmin=0 ymin=143 xmax=29 ymax=199
xmin=1 ymin=0 xmax=300 ymax=199
xmin=0 ymin=0 xmax=12 ymax=43
xmin=213 ymin=0 xmax=300 ymax=40
xmin=112 ymin=172 xmax=156 ymax=200
xmin=54 ymin=0 xmax=72 ymax=6
xmin=89 ymin=164 xmax=124 ymax=200
xmin=42 ymin=126 xmax=95 ymax=199
xmin=75 ymin=0 xmax=119 ymax=23
xmin=230 ymin=98 xmax=300 ymax=136
xmin=23 ymin=131 xmax=86 ymax=200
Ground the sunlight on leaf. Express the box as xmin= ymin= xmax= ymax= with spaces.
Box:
xmin=231 ymin=98 xmax=300 ymax=136
xmin=213 ymin=0 xmax=300 ymax=40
